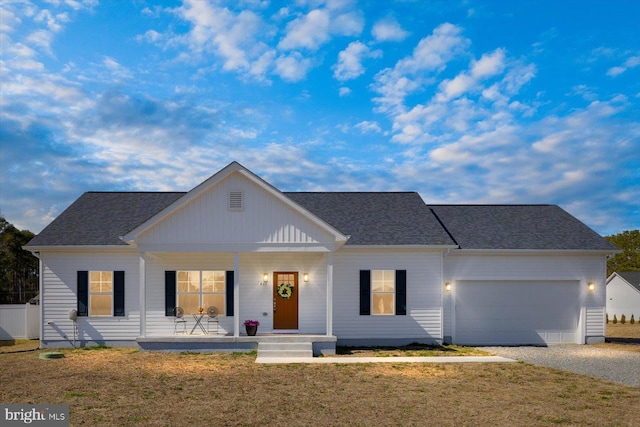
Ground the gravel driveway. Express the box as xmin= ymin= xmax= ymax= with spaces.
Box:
xmin=481 ymin=345 xmax=640 ymax=387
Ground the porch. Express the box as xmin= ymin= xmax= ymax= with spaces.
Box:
xmin=136 ymin=333 xmax=337 ymax=356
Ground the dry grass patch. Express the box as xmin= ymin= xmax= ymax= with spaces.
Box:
xmin=335 ymin=343 xmax=489 ymax=357
xmin=600 ymin=323 xmax=640 ymax=353
xmin=1 ymin=347 xmax=639 ymax=426
xmin=0 ymin=339 xmax=40 ymax=353
xmin=606 ymin=323 xmax=640 ymax=339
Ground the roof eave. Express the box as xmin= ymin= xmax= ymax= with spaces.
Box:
xmin=23 ymin=244 xmax=135 ymax=254
xmin=450 ymin=248 xmax=620 ymax=256
xmin=342 ymin=244 xmax=459 ymax=250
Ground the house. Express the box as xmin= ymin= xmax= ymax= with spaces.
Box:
xmin=25 ymin=162 xmax=618 ymax=353
xmin=606 ymin=272 xmax=640 ymax=319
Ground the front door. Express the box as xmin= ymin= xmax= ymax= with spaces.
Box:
xmin=273 ymin=272 xmax=298 ymax=329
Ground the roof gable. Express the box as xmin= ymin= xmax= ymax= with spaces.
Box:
xmin=608 ymin=272 xmax=640 ymax=293
xmin=122 ymin=162 xmax=347 ymax=250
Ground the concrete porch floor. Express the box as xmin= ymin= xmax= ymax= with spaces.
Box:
xmin=136 ymin=333 xmax=337 ymax=356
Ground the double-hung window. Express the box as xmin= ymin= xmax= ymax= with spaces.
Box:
xmin=177 ymin=271 xmax=226 ymax=315
xmin=371 ymin=270 xmax=395 ymax=315
xmin=360 ymin=269 xmax=406 ymax=316
xmin=89 ymin=271 xmax=113 ymax=316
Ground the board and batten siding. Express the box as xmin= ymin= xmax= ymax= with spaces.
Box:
xmin=443 ymin=253 xmax=608 ymax=343
xmin=40 ymin=250 xmax=140 ymax=347
xmin=143 ymin=252 xmax=328 ymax=335
xmin=136 ymin=173 xmax=335 ymax=246
xmin=332 ymin=249 xmax=444 ymax=345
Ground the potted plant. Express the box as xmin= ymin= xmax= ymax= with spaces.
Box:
xmin=243 ymin=320 xmax=260 ymax=336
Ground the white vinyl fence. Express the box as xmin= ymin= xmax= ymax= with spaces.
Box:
xmin=0 ymin=304 xmax=40 ymax=340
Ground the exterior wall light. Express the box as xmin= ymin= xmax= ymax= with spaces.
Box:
xmin=445 ymin=282 xmax=452 ymax=291
xmin=587 ymin=282 xmax=595 ymax=291
xmin=259 ymin=273 xmax=269 ymax=286
xmin=303 ymin=273 xmax=309 ymax=283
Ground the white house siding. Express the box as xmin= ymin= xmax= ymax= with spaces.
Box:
xmin=136 ymin=173 xmax=335 ymax=247
xmin=332 ymin=248 xmax=444 ymax=345
xmin=143 ymin=252 xmax=328 ymax=336
xmin=40 ymin=250 xmax=140 ymax=347
xmin=606 ymin=276 xmax=640 ymax=319
xmin=443 ymin=253 xmax=608 ymax=344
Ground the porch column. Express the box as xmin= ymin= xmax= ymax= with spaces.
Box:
xmin=233 ymin=252 xmax=240 ymax=338
xmin=326 ymin=252 xmax=333 ymax=336
xmin=139 ymin=253 xmax=146 ymax=338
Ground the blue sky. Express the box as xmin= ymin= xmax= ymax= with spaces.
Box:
xmin=1 ymin=0 xmax=639 ymax=236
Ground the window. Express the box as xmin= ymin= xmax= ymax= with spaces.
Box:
xmin=89 ymin=271 xmax=113 ymax=316
xmin=177 ymin=271 xmax=226 ymax=315
xmin=371 ymin=270 xmax=395 ymax=315
xmin=360 ymin=270 xmax=406 ymax=316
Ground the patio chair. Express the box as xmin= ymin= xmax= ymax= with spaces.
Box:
xmin=174 ymin=307 xmax=187 ymax=334
xmin=206 ymin=306 xmax=219 ymax=334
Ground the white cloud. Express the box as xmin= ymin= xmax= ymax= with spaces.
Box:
xmin=274 ymin=53 xmax=312 ymax=81
xmin=278 ymin=9 xmax=331 ymax=51
xmin=354 ymin=121 xmax=382 ymax=134
xmin=278 ymin=6 xmax=363 ymax=51
xmin=333 ymin=41 xmax=381 ymax=81
xmin=0 ymin=5 xmax=22 ymax=33
xmin=175 ymin=0 xmax=266 ymax=74
xmin=371 ymin=16 xmax=408 ymax=42
xmin=338 ymin=86 xmax=351 ymax=96
xmin=607 ymin=55 xmax=640 ymax=77
xmin=437 ymin=48 xmax=505 ymax=101
xmin=102 ymin=56 xmax=133 ymax=79
xmin=372 ymin=23 xmax=470 ymax=114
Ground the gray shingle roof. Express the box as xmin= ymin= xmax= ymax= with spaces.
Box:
xmin=26 ymin=193 xmax=614 ymax=251
xmin=429 ymin=204 xmax=617 ymax=250
xmin=285 ymin=192 xmax=456 ymax=246
xmin=617 ymin=272 xmax=640 ymax=293
xmin=26 ymin=192 xmax=185 ymax=246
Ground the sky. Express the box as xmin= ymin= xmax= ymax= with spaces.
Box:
xmin=1 ymin=0 xmax=639 ymax=237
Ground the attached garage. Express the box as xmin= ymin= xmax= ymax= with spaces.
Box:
xmin=454 ymin=280 xmax=581 ymax=345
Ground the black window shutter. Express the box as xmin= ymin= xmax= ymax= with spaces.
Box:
xmin=114 ymin=271 xmax=125 ymax=317
xmin=395 ymin=270 xmax=407 ymax=315
xmin=359 ymin=270 xmax=371 ymax=315
xmin=77 ymin=271 xmax=88 ymax=316
xmin=165 ymin=271 xmax=176 ymax=316
xmin=226 ymin=271 xmax=234 ymax=316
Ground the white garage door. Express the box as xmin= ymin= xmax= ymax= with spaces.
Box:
xmin=454 ymin=281 xmax=580 ymax=345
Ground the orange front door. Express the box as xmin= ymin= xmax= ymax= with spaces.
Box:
xmin=273 ymin=272 xmax=298 ymax=329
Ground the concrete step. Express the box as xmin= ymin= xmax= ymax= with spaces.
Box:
xmin=258 ymin=341 xmax=313 ymax=358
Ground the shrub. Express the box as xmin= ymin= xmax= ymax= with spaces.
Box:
xmin=631 ymin=314 xmax=635 ymax=324
xmin=613 ymin=314 xmax=618 ymax=324
xmin=621 ymin=314 xmax=626 ymax=324
xmin=606 ymin=313 xmax=609 ymax=324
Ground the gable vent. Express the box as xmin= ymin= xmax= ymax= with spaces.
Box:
xmin=229 ymin=191 xmax=244 ymax=211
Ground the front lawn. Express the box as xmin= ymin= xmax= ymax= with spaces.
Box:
xmin=335 ymin=343 xmax=489 ymax=357
xmin=1 ymin=347 xmax=638 ymax=426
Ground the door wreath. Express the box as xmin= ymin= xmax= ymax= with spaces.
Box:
xmin=277 ymin=283 xmax=294 ymax=299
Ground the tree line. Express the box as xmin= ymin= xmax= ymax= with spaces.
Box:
xmin=0 ymin=215 xmax=638 ymax=304
xmin=1 ymin=217 xmax=39 ymax=304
